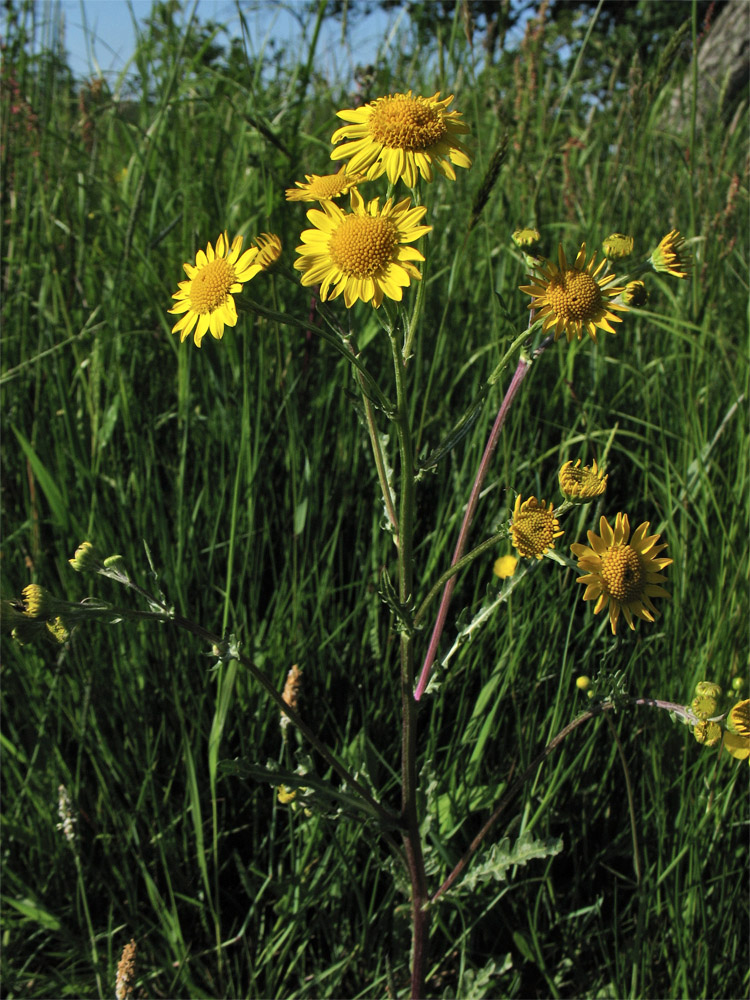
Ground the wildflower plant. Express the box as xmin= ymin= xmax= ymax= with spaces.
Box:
xmin=8 ymin=78 xmax=727 ymax=1000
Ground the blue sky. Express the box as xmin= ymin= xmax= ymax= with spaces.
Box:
xmin=58 ymin=1 xmax=403 ymax=83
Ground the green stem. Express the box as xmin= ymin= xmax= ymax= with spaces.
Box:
xmin=388 ymin=327 xmax=429 ymax=999
xmin=239 ymin=293 xmax=394 ymax=416
xmin=429 ymin=696 xmax=699 ymax=905
xmin=413 ymin=529 xmax=507 ymax=628
xmin=345 ymin=339 xmax=398 ymax=533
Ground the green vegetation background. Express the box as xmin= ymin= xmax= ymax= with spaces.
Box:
xmin=2 ymin=1 xmax=748 ymax=997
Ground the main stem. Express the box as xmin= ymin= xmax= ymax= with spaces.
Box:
xmin=389 ymin=329 xmax=429 ymax=999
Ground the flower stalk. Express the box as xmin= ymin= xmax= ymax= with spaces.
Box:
xmin=414 ymin=332 xmax=551 ymax=700
xmin=388 ymin=323 xmax=430 ymax=998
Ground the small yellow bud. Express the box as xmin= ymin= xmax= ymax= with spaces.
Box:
xmin=558 ymin=459 xmax=607 ymax=502
xmin=575 ymin=675 xmax=591 ymax=691
xmin=512 ymin=227 xmax=541 ymax=249
xmin=69 ymin=541 xmax=100 ymax=573
xmin=277 ymin=785 xmax=297 ymax=805
xmin=253 ymin=233 xmax=282 ymax=270
xmin=692 ymin=694 xmax=718 ymax=720
xmin=46 ymin=617 xmax=70 ymax=644
xmin=623 ymin=280 xmax=648 ymax=307
xmin=602 ymin=233 xmax=634 ymax=260
xmin=649 ymin=229 xmax=692 ymax=278
xmin=21 ymin=584 xmax=49 ymax=619
xmin=493 ymin=554 xmax=518 ymax=579
xmin=695 ymin=681 xmax=722 ymax=699
xmin=731 ymin=677 xmax=745 ymax=693
xmin=693 ymin=720 xmax=722 ymax=747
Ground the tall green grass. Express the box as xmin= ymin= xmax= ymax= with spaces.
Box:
xmin=2 ymin=1 xmax=748 ymax=997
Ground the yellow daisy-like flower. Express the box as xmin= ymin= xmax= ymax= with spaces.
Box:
xmin=602 ymin=233 xmax=634 ymax=260
xmin=493 ymin=554 xmax=518 ymax=579
xmin=728 ymin=699 xmax=750 ymax=738
xmin=168 ymin=232 xmax=261 ymax=348
xmin=294 ymin=188 xmax=431 ymax=308
xmin=285 ymin=167 xmax=367 ymax=202
xmin=623 ymin=279 xmax=648 ymax=307
xmin=571 ymin=513 xmax=672 ymax=635
xmin=723 ymin=700 xmax=750 ymax=761
xmin=253 ymin=233 xmax=282 ymax=270
xmin=558 ymin=459 xmax=608 ymax=502
xmin=519 ymin=244 xmax=628 ymax=343
xmin=649 ymin=229 xmax=692 ymax=278
xmin=510 ymin=496 xmax=564 ymax=559
xmin=330 ymin=91 xmax=472 ymax=188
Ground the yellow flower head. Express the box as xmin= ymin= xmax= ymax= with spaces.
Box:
xmin=510 ymin=496 xmax=563 ymax=559
xmin=602 ymin=233 xmax=634 ymax=260
xmin=252 ymin=233 xmax=282 ymax=270
xmin=330 ymin=91 xmax=472 ymax=188
xmin=46 ymin=616 xmax=70 ymax=644
xmin=649 ymin=229 xmax=692 ymax=278
xmin=575 ymin=675 xmax=591 ymax=691
xmin=692 ymin=691 xmax=719 ymax=720
xmin=21 ymin=584 xmax=49 ymax=619
xmin=693 ymin=720 xmax=723 ymax=747
xmin=728 ymin=699 xmax=750 ymax=738
xmin=277 ymin=785 xmax=297 ymax=805
xmin=558 ymin=459 xmax=608 ymax=502
xmin=285 ymin=167 xmax=367 ymax=202
xmin=723 ymin=700 xmax=750 ymax=760
xmin=519 ymin=244 xmax=628 ymax=343
xmin=168 ymin=232 xmax=261 ymax=348
xmin=294 ymin=188 xmax=431 ymax=309
xmin=512 ymin=227 xmax=541 ymax=249
xmin=69 ymin=540 xmax=100 ymax=573
xmin=571 ymin=513 xmax=672 ymax=634
xmin=695 ymin=680 xmax=722 ymax=699
xmin=623 ymin=279 xmax=648 ymax=307
xmin=493 ymin=554 xmax=518 ymax=579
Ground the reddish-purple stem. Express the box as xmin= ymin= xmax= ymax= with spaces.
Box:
xmin=414 ymin=338 xmax=550 ymax=700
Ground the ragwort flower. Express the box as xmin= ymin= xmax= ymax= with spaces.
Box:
xmin=294 ymin=188 xmax=431 ymax=308
xmin=520 ymin=244 xmax=628 ymax=343
xmin=724 ymin=699 xmax=750 ymax=761
xmin=169 ymin=232 xmax=261 ymax=348
xmin=649 ymin=229 xmax=692 ymax=278
xmin=330 ymin=91 xmax=471 ymax=188
xmin=571 ymin=513 xmax=672 ymax=634
xmin=558 ymin=459 xmax=608 ymax=502
xmin=510 ymin=496 xmax=563 ymax=559
xmin=285 ymin=167 xmax=367 ymax=202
